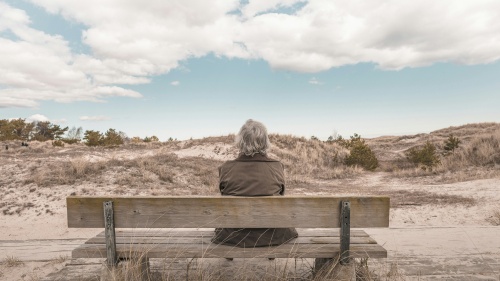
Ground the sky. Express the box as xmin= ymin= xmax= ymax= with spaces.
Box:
xmin=1 ymin=0 xmax=499 ymax=141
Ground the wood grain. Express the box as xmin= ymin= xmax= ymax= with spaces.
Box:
xmin=72 ymin=242 xmax=387 ymax=259
xmin=95 ymin=229 xmax=372 ymax=238
xmin=103 ymin=201 xmax=117 ymax=266
xmin=84 ymin=236 xmax=377 ymax=245
xmin=67 ymin=196 xmax=390 ymax=228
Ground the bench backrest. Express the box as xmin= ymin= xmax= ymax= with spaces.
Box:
xmin=67 ymin=196 xmax=389 ymax=229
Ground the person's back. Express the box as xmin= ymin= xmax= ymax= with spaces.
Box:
xmin=219 ymin=154 xmax=284 ymax=196
xmin=211 ymin=119 xmax=298 ymax=247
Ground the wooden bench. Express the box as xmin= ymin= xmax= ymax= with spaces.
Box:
xmin=67 ymin=196 xmax=390 ymax=279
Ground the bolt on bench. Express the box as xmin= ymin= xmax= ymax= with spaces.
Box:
xmin=67 ymin=196 xmax=389 ymax=279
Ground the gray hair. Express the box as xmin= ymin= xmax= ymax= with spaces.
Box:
xmin=235 ymin=119 xmax=270 ymax=156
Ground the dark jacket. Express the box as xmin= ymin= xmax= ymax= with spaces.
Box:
xmin=211 ymin=154 xmax=298 ymax=247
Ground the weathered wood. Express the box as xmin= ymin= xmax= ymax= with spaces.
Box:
xmin=84 ymin=235 xmax=377 ymax=245
xmin=68 ymin=195 xmax=389 ymax=269
xmin=340 ymin=200 xmax=351 ymax=265
xmin=313 ymin=258 xmax=333 ymax=277
xmin=72 ymin=242 xmax=387 ymax=259
xmin=95 ymin=229 xmax=371 ymax=238
xmin=67 ymin=196 xmax=390 ymax=228
xmin=103 ymin=201 xmax=117 ymax=267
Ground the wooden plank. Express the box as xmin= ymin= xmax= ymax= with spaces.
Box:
xmin=67 ymin=196 xmax=390 ymax=228
xmin=103 ymin=201 xmax=117 ymax=267
xmin=84 ymin=236 xmax=377 ymax=245
xmin=95 ymin=229 xmax=371 ymax=238
xmin=72 ymin=243 xmax=387 ymax=259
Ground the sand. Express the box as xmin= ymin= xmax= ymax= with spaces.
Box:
xmin=1 ymin=142 xmax=499 ymax=280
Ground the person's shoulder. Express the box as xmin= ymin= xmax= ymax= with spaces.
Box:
xmin=235 ymin=154 xmax=280 ymax=162
xmin=264 ymin=156 xmax=280 ymax=162
xmin=219 ymin=159 xmax=237 ymax=171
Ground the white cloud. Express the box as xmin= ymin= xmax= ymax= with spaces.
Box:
xmin=27 ymin=114 xmax=49 ymax=122
xmin=0 ymin=2 xmax=143 ymax=108
xmin=170 ymin=81 xmax=180 ymax=86
xmin=80 ymin=116 xmax=111 ymax=121
xmin=24 ymin=114 xmax=66 ymax=124
xmin=238 ymin=0 xmax=500 ymax=71
xmin=2 ymin=0 xmax=500 ymax=108
xmin=28 ymin=0 xmax=500 ymax=74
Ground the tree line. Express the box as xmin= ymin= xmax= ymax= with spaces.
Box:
xmin=0 ymin=118 xmax=129 ymax=147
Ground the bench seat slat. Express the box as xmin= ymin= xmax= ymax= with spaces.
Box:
xmin=72 ymin=243 xmax=387 ymax=259
xmin=85 ymin=236 xmax=377 ymax=245
xmin=95 ymin=229 xmax=371 ymax=238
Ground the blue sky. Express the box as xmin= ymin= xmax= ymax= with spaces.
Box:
xmin=1 ymin=0 xmax=499 ymax=141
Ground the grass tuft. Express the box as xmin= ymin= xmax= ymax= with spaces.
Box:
xmin=486 ymin=208 xmax=500 ymax=226
xmin=3 ymin=255 xmax=24 ymax=267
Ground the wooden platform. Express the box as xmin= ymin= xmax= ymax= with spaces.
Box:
xmin=32 ymin=227 xmax=500 ymax=281
xmin=72 ymin=228 xmax=387 ymax=259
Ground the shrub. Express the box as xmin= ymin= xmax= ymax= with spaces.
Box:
xmin=52 ymin=139 xmax=65 ymax=147
xmin=443 ymin=134 xmax=460 ymax=155
xmin=406 ymin=141 xmax=441 ymax=169
xmin=143 ymin=135 xmax=159 ymax=143
xmin=131 ymin=136 xmax=143 ymax=143
xmin=32 ymin=121 xmax=68 ymax=141
xmin=3 ymin=255 xmax=24 ymax=267
xmin=62 ymin=138 xmax=79 ymax=144
xmin=102 ymin=128 xmax=124 ymax=146
xmin=486 ymin=208 xmax=500 ymax=226
xmin=333 ymin=135 xmax=351 ymax=148
xmin=83 ymin=130 xmax=103 ymax=146
xmin=344 ymin=134 xmax=379 ymax=171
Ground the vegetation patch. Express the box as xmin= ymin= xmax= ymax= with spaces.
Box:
xmin=3 ymin=256 xmax=24 ymax=267
xmin=486 ymin=209 xmax=500 ymax=226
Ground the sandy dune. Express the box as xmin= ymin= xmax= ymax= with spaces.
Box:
xmin=1 ymin=139 xmax=499 ymax=280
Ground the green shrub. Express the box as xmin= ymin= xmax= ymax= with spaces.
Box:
xmin=102 ymin=129 xmax=124 ymax=146
xmin=406 ymin=141 xmax=441 ymax=169
xmin=443 ymin=134 xmax=460 ymax=155
xmin=143 ymin=135 xmax=160 ymax=143
xmin=83 ymin=130 xmax=103 ymax=146
xmin=83 ymin=129 xmax=124 ymax=147
xmin=344 ymin=134 xmax=379 ymax=171
xmin=62 ymin=138 xmax=79 ymax=144
xmin=333 ymin=135 xmax=351 ymax=148
xmin=52 ymin=139 xmax=65 ymax=147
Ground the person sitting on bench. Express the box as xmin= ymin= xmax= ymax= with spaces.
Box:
xmin=211 ymin=119 xmax=298 ymax=248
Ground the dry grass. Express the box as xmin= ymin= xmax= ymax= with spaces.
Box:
xmin=182 ymin=135 xmax=235 ymax=149
xmin=3 ymin=255 xmax=24 ymax=267
xmin=25 ymin=152 xmax=221 ymax=195
xmin=9 ymin=123 xmax=500 ymax=192
xmin=96 ymin=254 xmax=408 ymax=281
xmin=112 ymin=258 xmax=408 ymax=281
xmin=270 ymin=134 xmax=361 ymax=183
xmin=372 ymin=123 xmax=500 ymax=183
xmin=485 ymin=208 xmax=500 ymax=226
xmin=50 ymin=255 xmax=70 ymax=264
